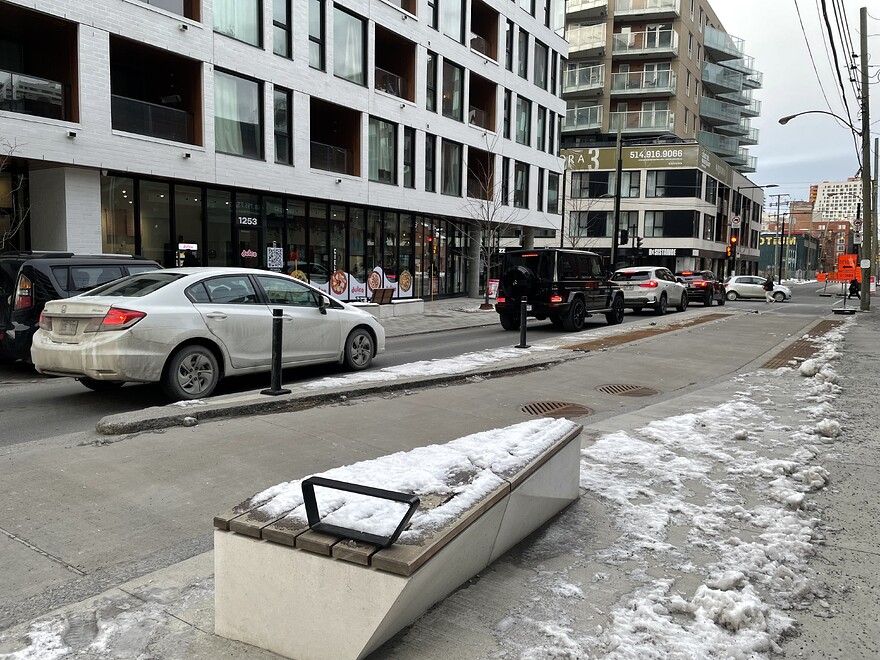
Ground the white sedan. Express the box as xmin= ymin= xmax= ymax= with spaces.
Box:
xmin=31 ymin=268 xmax=386 ymax=400
xmin=725 ymin=275 xmax=792 ymax=302
xmin=611 ymin=266 xmax=688 ymax=315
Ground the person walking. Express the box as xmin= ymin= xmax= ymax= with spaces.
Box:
xmin=848 ymin=278 xmax=861 ymax=300
xmin=763 ymin=275 xmax=775 ymax=303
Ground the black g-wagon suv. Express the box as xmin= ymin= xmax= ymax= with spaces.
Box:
xmin=0 ymin=252 xmax=161 ymax=363
xmin=494 ymin=248 xmax=624 ymax=332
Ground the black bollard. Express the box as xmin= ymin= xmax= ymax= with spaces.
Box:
xmin=261 ymin=308 xmax=292 ymax=395
xmin=515 ymin=296 xmax=530 ymax=349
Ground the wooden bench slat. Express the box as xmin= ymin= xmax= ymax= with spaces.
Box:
xmin=296 ymin=530 xmax=341 ymax=555
xmin=332 ymin=540 xmax=380 ymax=566
xmin=261 ymin=516 xmax=310 ymax=546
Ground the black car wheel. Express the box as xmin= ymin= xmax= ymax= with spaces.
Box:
xmin=605 ymin=295 xmax=625 ymax=325
xmin=500 ymin=313 xmax=521 ymax=331
xmin=162 ymin=344 xmax=220 ymax=400
xmin=704 ymin=292 xmax=713 ymax=306
xmin=676 ymin=292 xmax=688 ymax=312
xmin=344 ymin=328 xmax=374 ymax=370
xmin=77 ymin=377 xmax=125 ymax=392
xmin=654 ymin=293 xmax=668 ymax=316
xmin=562 ymin=297 xmax=586 ymax=332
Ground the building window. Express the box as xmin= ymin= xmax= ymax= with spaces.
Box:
xmin=503 ymin=89 xmax=512 ymax=139
xmin=518 ymin=0 xmax=535 ymax=17
xmin=515 ymin=96 xmax=531 ymax=146
xmin=442 ymin=60 xmax=464 ymax=121
xmin=547 ymin=172 xmax=559 ymax=214
xmin=551 ymin=52 xmax=558 ymax=96
xmin=425 ymin=133 xmax=436 ymax=192
xmin=309 ymin=0 xmax=325 ymax=69
xmin=442 ymin=0 xmax=464 ymax=43
xmin=687 ymin=32 xmax=693 ymax=58
xmin=428 ymin=0 xmax=438 ymax=29
xmin=215 ymin=71 xmax=262 ymax=159
xmin=543 ymin=0 xmax=551 ymax=27
xmin=369 ymin=117 xmax=397 ymax=184
xmin=685 ymin=69 xmax=691 ymax=96
xmin=647 ymin=170 xmax=701 ymax=198
xmin=426 ymin=52 xmax=437 ymax=112
xmin=645 ymin=210 xmax=699 ymax=238
xmin=698 ymin=7 xmax=703 ymax=31
xmin=502 ymin=157 xmax=510 ymax=205
xmin=517 ymin=29 xmax=529 ymax=79
xmin=690 ymin=0 xmax=694 ymax=19
xmin=404 ymin=127 xmax=416 ymax=188
xmin=505 ymin=20 xmax=514 ymax=71
xmin=441 ymin=139 xmax=462 ymax=196
xmin=273 ymin=0 xmax=291 ymax=57
xmin=334 ymin=6 xmax=365 ymax=85
xmin=274 ymin=87 xmax=292 ymax=164
xmin=514 ymin=161 xmax=529 ymax=208
xmin=214 ymin=0 xmax=261 ymax=46
xmin=610 ymin=170 xmax=640 ymax=198
xmin=534 ymin=41 xmax=548 ymax=90
xmin=536 ymin=106 xmax=546 ymax=152
xmin=548 ymin=112 xmax=555 ymax=153
xmin=537 ymin=168 xmax=544 ymax=211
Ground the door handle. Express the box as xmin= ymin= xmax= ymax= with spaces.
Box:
xmin=205 ymin=312 xmax=227 ymax=319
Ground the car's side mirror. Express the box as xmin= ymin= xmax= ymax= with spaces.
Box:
xmin=676 ymin=277 xmax=685 ymax=284
xmin=318 ymin=294 xmax=330 ymax=314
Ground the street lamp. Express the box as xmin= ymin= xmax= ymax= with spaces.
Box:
xmin=734 ymin=183 xmax=777 ymax=276
xmin=778 ymin=110 xmax=862 ymax=135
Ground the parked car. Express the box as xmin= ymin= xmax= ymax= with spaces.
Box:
xmin=674 ymin=270 xmax=726 ymax=307
xmin=31 ymin=267 xmax=386 ymax=400
xmin=494 ymin=248 xmax=625 ymax=331
xmin=611 ymin=266 xmax=688 ymax=315
xmin=725 ymin=275 xmax=792 ymax=302
xmin=0 ymin=251 xmax=161 ymax=363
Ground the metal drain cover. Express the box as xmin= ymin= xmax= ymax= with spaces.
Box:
xmin=521 ymin=401 xmax=593 ymax=418
xmin=596 ymin=384 xmax=660 ymax=397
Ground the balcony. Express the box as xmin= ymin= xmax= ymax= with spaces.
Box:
xmin=470 ymin=33 xmax=491 ymax=58
xmin=609 ymin=109 xmax=674 ymax=133
xmin=718 ymin=89 xmax=749 ymax=106
xmin=703 ymin=25 xmax=743 ymax=61
xmin=111 ymin=95 xmax=194 ymax=143
xmin=741 ymin=98 xmax=761 ymax=117
xmin=699 ymin=96 xmax=741 ymax=126
xmin=614 ymin=0 xmax=680 ymax=20
xmin=375 ymin=67 xmax=408 ymax=99
xmin=0 ymin=69 xmax=69 ymax=121
xmin=699 ymin=130 xmax=738 ymax=157
xmin=701 ymin=61 xmax=742 ymax=94
xmin=140 ymin=0 xmax=199 ymax=20
xmin=611 ymin=28 xmax=678 ymax=59
xmin=716 ymin=119 xmax=748 ymax=137
xmin=610 ymin=69 xmax=676 ymax=96
xmin=374 ymin=25 xmax=416 ymax=102
xmin=567 ymin=23 xmax=606 ymax=57
xmin=470 ymin=0 xmax=499 ymax=61
xmin=563 ymin=63 xmax=605 ymax=97
xmin=740 ymin=127 xmax=759 ymax=145
xmin=566 ymin=0 xmax=607 ymax=21
xmin=743 ymin=69 xmax=763 ymax=89
xmin=468 ymin=105 xmax=491 ymax=130
xmin=563 ymin=104 xmax=602 ymax=132
xmin=310 ymin=141 xmax=353 ymax=175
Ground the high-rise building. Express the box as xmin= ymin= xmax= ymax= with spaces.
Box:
xmin=554 ymin=0 xmax=765 ymax=275
xmin=0 ymin=0 xmax=566 ymax=300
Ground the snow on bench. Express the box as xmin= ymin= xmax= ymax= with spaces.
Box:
xmin=214 ymin=418 xmax=583 ymax=660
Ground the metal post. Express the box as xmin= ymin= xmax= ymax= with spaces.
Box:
xmin=515 ymin=297 xmax=530 ymax=349
xmin=860 ymin=6 xmax=871 ymax=311
xmin=610 ymin=125 xmax=623 ymax=270
xmin=261 ymin=308 xmax=291 ymax=396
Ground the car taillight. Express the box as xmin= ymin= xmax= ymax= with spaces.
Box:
xmin=639 ymin=280 xmax=659 ymax=288
xmin=550 ymin=294 xmax=563 ymax=303
xmin=38 ymin=312 xmax=52 ymax=331
xmin=693 ymin=281 xmax=709 ymax=287
xmin=13 ymin=274 xmax=33 ymax=311
xmin=497 ymin=296 xmax=506 ymax=303
xmin=97 ymin=308 xmax=146 ymax=331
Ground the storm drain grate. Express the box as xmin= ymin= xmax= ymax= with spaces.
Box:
xmin=521 ymin=401 xmax=593 ymax=418
xmin=761 ymin=320 xmax=845 ymax=369
xmin=596 ymin=384 xmax=660 ymax=397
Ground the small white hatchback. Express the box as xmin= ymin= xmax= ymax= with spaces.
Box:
xmin=611 ymin=266 xmax=689 ymax=315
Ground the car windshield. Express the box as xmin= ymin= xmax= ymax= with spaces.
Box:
xmin=613 ymin=270 xmax=651 ymax=281
xmin=504 ymin=252 xmax=554 ymax=280
xmin=82 ymin=272 xmax=185 ymax=297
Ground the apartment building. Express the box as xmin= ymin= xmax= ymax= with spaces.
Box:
xmin=0 ymin=0 xmax=566 ymax=300
xmin=553 ymin=0 xmax=765 ymax=274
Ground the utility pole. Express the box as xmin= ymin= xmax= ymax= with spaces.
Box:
xmin=610 ymin=125 xmax=623 ymax=269
xmin=770 ymin=193 xmax=789 ymax=279
xmin=860 ymin=6 xmax=871 ymax=310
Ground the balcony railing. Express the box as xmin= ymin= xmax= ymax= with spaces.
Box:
xmin=699 ymin=96 xmax=741 ymax=125
xmin=563 ymin=104 xmax=602 ymax=132
xmin=741 ymin=98 xmax=761 ymax=117
xmin=703 ymin=25 xmax=744 ymax=61
xmin=610 ymin=69 xmax=675 ymax=94
xmin=311 ymin=141 xmax=352 ymax=175
xmin=699 ymin=130 xmax=738 ymax=157
xmin=468 ymin=105 xmax=491 ymax=130
xmin=701 ymin=61 xmax=743 ymax=93
xmin=563 ymin=63 xmax=605 ymax=94
xmin=740 ymin=127 xmax=759 ymax=145
xmin=470 ymin=33 xmax=492 ymax=58
xmin=614 ymin=0 xmax=680 ymax=19
xmin=609 ymin=109 xmax=674 ymax=132
xmin=566 ymin=0 xmax=607 ymax=17
xmin=467 ymin=175 xmax=492 ymax=200
xmin=111 ymin=95 xmax=194 ymax=143
xmin=0 ymin=69 xmax=67 ymax=121
xmin=375 ymin=67 xmax=408 ymax=99
xmin=611 ymin=28 xmax=678 ymax=56
xmin=567 ymin=23 xmax=606 ymax=55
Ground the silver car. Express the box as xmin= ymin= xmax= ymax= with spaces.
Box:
xmin=611 ymin=266 xmax=688 ymax=315
xmin=725 ymin=275 xmax=792 ymax=302
xmin=31 ymin=268 xmax=386 ymax=400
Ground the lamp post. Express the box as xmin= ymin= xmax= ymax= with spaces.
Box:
xmin=735 ymin=183 xmax=777 ymax=276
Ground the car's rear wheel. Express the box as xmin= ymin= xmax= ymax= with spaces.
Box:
xmin=163 ymin=344 xmax=220 ymax=400
xmin=344 ymin=328 xmax=374 ymax=370
xmin=562 ymin=297 xmax=586 ymax=332
xmin=499 ymin=313 xmax=521 ymax=331
xmin=605 ymin=295 xmax=625 ymax=325
xmin=704 ymin=292 xmax=713 ymax=306
xmin=773 ymin=291 xmax=785 ymax=302
xmin=77 ymin=377 xmax=125 ymax=392
xmin=726 ymin=290 xmax=738 ymax=301
xmin=654 ymin=293 xmax=668 ymax=315
xmin=676 ymin=292 xmax=688 ymax=312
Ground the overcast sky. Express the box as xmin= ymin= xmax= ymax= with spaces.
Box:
xmin=709 ymin=0 xmax=880 ymax=206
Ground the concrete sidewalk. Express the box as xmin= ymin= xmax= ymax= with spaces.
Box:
xmin=0 ymin=304 xmax=876 ymax=659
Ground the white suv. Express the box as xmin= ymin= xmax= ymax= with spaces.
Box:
xmin=611 ymin=266 xmax=688 ymax=315
xmin=725 ymin=275 xmax=792 ymax=302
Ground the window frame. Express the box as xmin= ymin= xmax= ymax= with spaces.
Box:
xmin=309 ymin=0 xmax=326 ymax=70
xmin=273 ymin=0 xmax=292 ymax=58
xmin=333 ymin=4 xmax=367 ymax=86
xmin=214 ymin=0 xmax=262 ymax=47
xmin=442 ymin=60 xmax=464 ymax=122
xmin=426 ymin=51 xmax=438 ymax=113
xmin=513 ymin=160 xmax=529 ymax=209
xmin=214 ymin=69 xmax=264 ymax=160
xmin=403 ymin=126 xmax=416 ymax=188
xmin=273 ymin=86 xmax=293 ymax=165
xmin=369 ymin=116 xmax=398 ymax=185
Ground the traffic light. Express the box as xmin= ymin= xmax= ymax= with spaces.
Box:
xmin=637 ymin=237 xmax=643 ymax=248
xmin=619 ymin=229 xmax=629 ymax=245
xmin=728 ymin=234 xmax=738 ymax=259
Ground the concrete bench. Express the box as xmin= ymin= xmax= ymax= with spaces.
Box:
xmin=213 ymin=419 xmax=583 ymax=660
xmin=351 ymin=297 xmax=424 ymax=319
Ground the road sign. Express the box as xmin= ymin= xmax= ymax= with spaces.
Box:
xmin=854 ymin=218 xmax=863 ymax=229
xmin=730 ymin=215 xmax=741 ymax=228
xmin=854 ymin=231 xmax=863 ymax=245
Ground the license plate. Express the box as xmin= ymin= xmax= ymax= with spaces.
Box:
xmin=58 ymin=320 xmax=78 ymax=336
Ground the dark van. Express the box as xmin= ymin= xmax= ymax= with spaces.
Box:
xmin=0 ymin=252 xmax=161 ymax=362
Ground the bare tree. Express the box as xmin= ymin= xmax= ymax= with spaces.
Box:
xmin=562 ymin=194 xmax=608 ymax=249
xmin=0 ymin=138 xmax=28 ymax=252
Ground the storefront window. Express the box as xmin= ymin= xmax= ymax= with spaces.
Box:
xmin=139 ymin=180 xmax=171 ymax=265
xmin=348 ymin=207 xmax=365 ymax=289
xmin=175 ymin=185 xmax=202 ymax=265
xmin=384 ymin=212 xmax=399 ymax=284
xmin=236 ymin=192 xmax=261 ymax=268
xmin=100 ymin=176 xmax=135 ymax=255
xmin=329 ymin=205 xmax=346 ymax=295
xmin=206 ymin=190 xmax=232 ymax=266
xmin=266 ymin=196 xmax=284 ymax=271
xmin=399 ymin=213 xmax=413 ymax=296
xmin=287 ymin=199 xmax=306 ymax=275
xmin=309 ymin=202 xmax=329 ymax=285
xmin=366 ymin=210 xmax=382 ymax=274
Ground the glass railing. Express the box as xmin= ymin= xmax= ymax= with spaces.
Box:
xmin=470 ymin=33 xmax=492 ymax=58
xmin=609 ymin=109 xmax=674 ymax=131
xmin=310 ymin=141 xmax=352 ymax=174
xmin=740 ymin=127 xmax=759 ymax=145
xmin=699 ymin=130 xmax=737 ymax=156
xmin=467 ymin=175 xmax=491 ymax=200
xmin=701 ymin=61 xmax=743 ymax=92
xmin=699 ymin=96 xmax=741 ymax=124
xmin=614 ymin=0 xmax=679 ymax=17
xmin=0 ymin=69 xmax=67 ymax=120
xmin=563 ymin=63 xmax=605 ymax=93
xmin=468 ymin=106 xmax=491 ymax=130
xmin=567 ymin=0 xmax=607 ymax=14
xmin=111 ymin=95 xmax=193 ymax=143
xmin=610 ymin=69 xmax=675 ymax=93
xmin=743 ymin=70 xmax=763 ymax=88
xmin=742 ymin=99 xmax=761 ymax=116
xmin=703 ymin=25 xmax=744 ymax=59
xmin=611 ymin=28 xmax=678 ymax=55
xmin=142 ymin=0 xmax=194 ymax=19
xmin=567 ymin=23 xmax=606 ymax=54
xmin=375 ymin=67 xmax=408 ymax=99
xmin=742 ymin=155 xmax=758 ymax=172
xmin=563 ymin=104 xmax=602 ymax=131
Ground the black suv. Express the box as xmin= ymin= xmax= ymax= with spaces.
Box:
xmin=0 ymin=252 xmax=161 ymax=362
xmin=674 ymin=270 xmax=726 ymax=307
xmin=494 ymin=248 xmax=625 ymax=331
